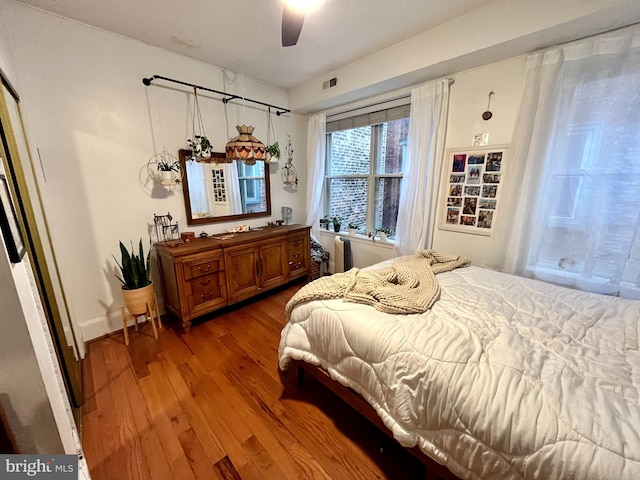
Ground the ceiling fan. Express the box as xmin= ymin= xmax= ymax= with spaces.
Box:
xmin=281 ymin=0 xmax=323 ymax=47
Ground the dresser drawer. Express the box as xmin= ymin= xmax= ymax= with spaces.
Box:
xmin=183 ymin=252 xmax=224 ymax=280
xmin=287 ymin=235 xmax=308 ymax=273
xmin=189 ymin=274 xmax=224 ymax=308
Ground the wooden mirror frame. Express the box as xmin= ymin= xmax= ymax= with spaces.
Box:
xmin=179 ymin=149 xmax=272 ymax=226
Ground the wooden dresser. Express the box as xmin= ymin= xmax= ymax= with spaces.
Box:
xmin=155 ymin=224 xmax=311 ymax=332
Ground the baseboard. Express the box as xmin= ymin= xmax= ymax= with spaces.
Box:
xmin=78 ymin=311 xmax=125 ymax=342
xmin=79 ymin=300 xmax=165 ymax=342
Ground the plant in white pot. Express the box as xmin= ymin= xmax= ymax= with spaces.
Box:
xmin=157 ymin=155 xmax=181 ymax=186
xmin=376 ymin=227 xmax=393 ymax=241
xmin=348 ymin=223 xmax=358 ymax=236
xmin=187 ymin=134 xmax=213 ymax=160
xmin=265 ymin=141 xmax=281 ymax=164
xmin=187 ymin=88 xmax=212 ymax=159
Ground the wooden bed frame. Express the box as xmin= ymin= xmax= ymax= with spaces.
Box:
xmin=287 ymin=359 xmax=461 ymax=480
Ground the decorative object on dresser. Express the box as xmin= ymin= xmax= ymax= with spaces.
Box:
xmin=281 ymin=206 xmax=292 ymax=225
xmin=156 ymin=224 xmax=311 ymax=333
xmin=153 ymin=212 xmax=180 ymax=244
xmin=113 ymin=239 xmax=161 ymax=345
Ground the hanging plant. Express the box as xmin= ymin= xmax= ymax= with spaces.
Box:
xmin=147 ymin=151 xmax=182 ymax=187
xmin=265 ymin=106 xmax=280 ymax=164
xmin=186 ymin=87 xmax=212 ymax=160
xmin=157 ymin=155 xmax=180 ymax=172
xmin=187 ymin=135 xmax=213 ymax=159
xmin=266 ymin=141 xmax=280 ymax=161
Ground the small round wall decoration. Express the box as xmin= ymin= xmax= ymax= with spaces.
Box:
xmin=482 ymin=91 xmax=495 ymax=121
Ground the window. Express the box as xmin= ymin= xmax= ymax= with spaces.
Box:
xmin=528 ymin=64 xmax=640 ymax=297
xmin=325 ymin=106 xmax=409 ymax=235
xmin=236 ymin=161 xmax=266 ymax=213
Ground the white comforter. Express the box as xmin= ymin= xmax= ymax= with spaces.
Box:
xmin=278 ymin=266 xmax=640 ymax=480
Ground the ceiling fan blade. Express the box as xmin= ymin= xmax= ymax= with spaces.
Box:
xmin=282 ymin=5 xmax=305 ymax=47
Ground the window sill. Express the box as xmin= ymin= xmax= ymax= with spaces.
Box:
xmin=318 ymin=230 xmax=395 ymax=249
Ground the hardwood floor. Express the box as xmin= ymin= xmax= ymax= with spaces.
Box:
xmin=81 ymin=282 xmax=425 ymax=479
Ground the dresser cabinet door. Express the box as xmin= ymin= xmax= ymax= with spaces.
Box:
xmin=259 ymin=241 xmax=287 ymax=289
xmin=225 ymin=246 xmax=260 ymax=303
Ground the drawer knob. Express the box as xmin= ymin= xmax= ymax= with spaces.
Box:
xmin=198 ymin=264 xmax=212 ymax=273
xmin=200 ymin=291 xmax=214 ymax=300
xmin=199 ymin=277 xmax=212 ymax=286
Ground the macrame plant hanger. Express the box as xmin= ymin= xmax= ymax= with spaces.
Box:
xmin=187 ymin=87 xmax=213 ymax=160
xmin=265 ymin=106 xmax=280 ymax=164
xmin=146 ymin=86 xmax=181 ymax=188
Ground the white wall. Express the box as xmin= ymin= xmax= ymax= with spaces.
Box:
xmin=2 ymin=1 xmax=307 ymax=341
xmin=314 ymin=57 xmax=526 ymax=270
xmin=432 ymin=57 xmax=526 ymax=265
xmin=0 ymin=8 xmax=87 ymax=470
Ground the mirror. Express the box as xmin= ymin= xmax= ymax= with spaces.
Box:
xmin=179 ymin=149 xmax=271 ymax=225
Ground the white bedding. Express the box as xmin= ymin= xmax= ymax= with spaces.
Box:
xmin=278 ymin=265 xmax=640 ymax=480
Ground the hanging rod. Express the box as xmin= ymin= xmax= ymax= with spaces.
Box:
xmin=142 ymin=74 xmax=291 ymax=116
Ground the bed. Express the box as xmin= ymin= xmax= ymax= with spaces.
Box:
xmin=278 ymin=252 xmax=640 ymax=480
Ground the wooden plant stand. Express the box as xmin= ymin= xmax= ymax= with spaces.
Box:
xmin=120 ymin=293 xmax=162 ymax=345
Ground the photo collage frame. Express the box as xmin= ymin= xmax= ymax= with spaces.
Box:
xmin=439 ymin=146 xmax=508 ymax=236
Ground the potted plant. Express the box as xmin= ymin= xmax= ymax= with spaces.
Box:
xmin=187 ymin=134 xmax=213 ymax=160
xmin=157 ymin=156 xmax=180 ymax=185
xmin=265 ymin=141 xmax=280 ymax=163
xmin=376 ymin=227 xmax=393 ymax=241
xmin=348 ymin=223 xmax=358 ymax=236
xmin=113 ymin=239 xmax=154 ymax=317
xmin=324 ymin=215 xmax=344 ymax=233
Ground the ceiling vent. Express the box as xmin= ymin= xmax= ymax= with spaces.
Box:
xmin=322 ymin=77 xmax=338 ymax=90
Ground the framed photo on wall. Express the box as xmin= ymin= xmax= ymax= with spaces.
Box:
xmin=439 ymin=145 xmax=509 ymax=236
xmin=0 ymin=172 xmax=26 ymax=263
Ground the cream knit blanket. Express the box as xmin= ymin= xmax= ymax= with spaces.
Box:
xmin=285 ymin=250 xmax=470 ymax=318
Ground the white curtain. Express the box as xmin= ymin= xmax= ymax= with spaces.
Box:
xmin=394 ymin=80 xmax=450 ymax=257
xmin=186 ymin=160 xmax=210 ymax=214
xmin=485 ymin=24 xmax=640 ymax=299
xmin=225 ymin=162 xmax=243 ymax=214
xmin=304 ymin=113 xmax=326 ymax=239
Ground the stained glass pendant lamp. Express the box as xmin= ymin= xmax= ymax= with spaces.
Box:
xmin=224 ymin=125 xmax=266 ymax=165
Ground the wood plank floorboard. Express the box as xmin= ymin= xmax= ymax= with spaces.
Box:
xmin=82 ymin=283 xmax=425 ymax=479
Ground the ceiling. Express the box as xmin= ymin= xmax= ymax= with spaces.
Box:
xmin=14 ymin=0 xmax=495 ymax=89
